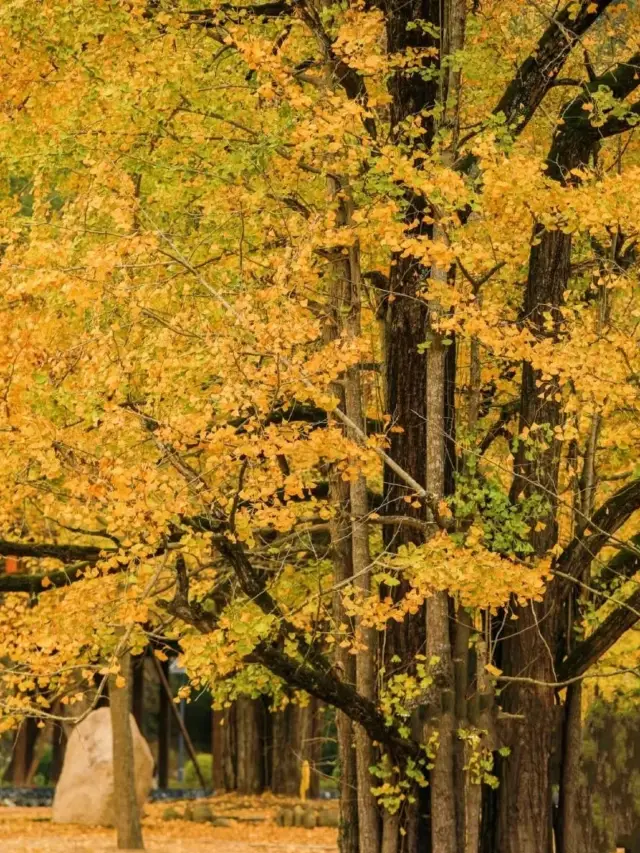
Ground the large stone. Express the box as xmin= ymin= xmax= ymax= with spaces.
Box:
xmin=52 ymin=707 xmax=153 ymax=826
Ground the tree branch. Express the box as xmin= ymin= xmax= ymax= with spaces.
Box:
xmin=0 ymin=540 xmax=110 ymax=563
xmin=547 ymin=50 xmax=640 ymax=179
xmin=0 ymin=562 xmax=94 ymax=593
xmin=593 ymin=533 xmax=640 ymax=593
xmin=558 ymin=585 xmax=640 ymax=681
xmin=166 ymin=536 xmax=421 ymax=758
xmin=556 ymin=478 xmax=640 ymax=593
xmin=183 ymin=3 xmax=291 ymax=26
xmin=492 ymin=0 xmax=616 ymax=134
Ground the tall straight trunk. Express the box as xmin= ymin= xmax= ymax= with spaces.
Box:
xmin=271 ymin=698 xmax=321 ymax=796
xmin=156 ymin=658 xmax=170 ymax=788
xmin=7 ymin=718 xmax=38 ymax=785
xmin=338 ymin=190 xmax=380 ymax=853
xmin=109 ymin=654 xmax=144 ymax=850
xmin=322 ymin=185 xmax=359 ymax=853
xmin=50 ymin=702 xmax=67 ymax=784
xmin=235 ymin=697 xmax=263 ymax=794
xmin=131 ymin=652 xmax=145 ymax=733
xmin=425 ymin=239 xmax=457 ymax=853
xmin=496 ymin=609 xmax=557 ymax=853
xmin=26 ymin=721 xmax=51 ymax=785
xmin=465 ymin=629 xmax=490 ymax=853
xmin=331 ymin=465 xmax=359 ymax=853
xmin=223 ymin=704 xmax=237 ymax=790
xmin=211 ymin=709 xmax=225 ymax=791
xmin=498 ymin=226 xmax=573 ymax=853
xmin=384 ymin=7 xmax=442 ymax=852
xmin=494 ymin=116 xmax=602 ymax=853
xmin=557 ymin=683 xmax=585 ymax=853
xmin=211 ymin=705 xmax=239 ymax=793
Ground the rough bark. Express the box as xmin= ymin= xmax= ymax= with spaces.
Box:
xmin=497 ymin=224 xmax=571 ymax=853
xmin=496 ymin=603 xmax=557 ymax=853
xmin=271 ymin=699 xmax=321 ymax=796
xmin=383 ymin=9 xmax=441 ymax=850
xmin=223 ymin=704 xmax=238 ymax=790
xmin=495 ymin=60 xmax=640 ymax=847
xmin=109 ymin=655 xmax=144 ymax=850
xmin=425 ymin=297 xmax=457 ymax=853
xmin=235 ymin=697 xmax=264 ymax=794
xmin=343 ymin=210 xmax=380 ymax=853
xmin=324 ymin=189 xmax=360 ymax=853
xmin=557 ymin=683 xmax=587 ymax=853
xmin=211 ymin=709 xmax=226 ymax=791
xmin=495 ymin=126 xmax=578 ymax=846
xmin=330 ymin=467 xmax=360 ymax=853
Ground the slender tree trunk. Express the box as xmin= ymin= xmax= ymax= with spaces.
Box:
xmin=338 ymin=189 xmax=380 ymax=853
xmin=50 ymin=703 xmax=67 ymax=785
xmin=131 ymin=652 xmax=145 ymax=733
xmin=224 ymin=704 xmax=237 ymax=791
xmin=156 ymin=658 xmax=170 ymax=789
xmin=109 ymin=654 xmax=144 ymax=850
xmin=453 ymin=608 xmax=476 ymax=853
xmin=465 ymin=629 xmax=490 ymax=853
xmin=557 ymin=683 xmax=585 ymax=853
xmin=211 ymin=709 xmax=224 ymax=791
xmin=424 ymin=221 xmax=458 ymax=853
xmin=323 ymin=195 xmax=359 ymax=853
xmin=330 ymin=475 xmax=359 ymax=853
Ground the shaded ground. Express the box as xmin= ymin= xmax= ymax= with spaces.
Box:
xmin=1 ymin=793 xmax=339 ymax=853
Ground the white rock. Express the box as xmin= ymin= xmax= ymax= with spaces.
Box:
xmin=52 ymin=706 xmax=153 ymax=826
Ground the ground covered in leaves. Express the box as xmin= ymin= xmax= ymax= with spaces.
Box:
xmin=0 ymin=793 xmax=339 ymax=852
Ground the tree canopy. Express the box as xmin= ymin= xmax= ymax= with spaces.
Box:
xmin=0 ymin=1 xmax=639 ymax=851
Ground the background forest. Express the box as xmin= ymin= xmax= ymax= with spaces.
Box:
xmin=0 ymin=1 xmax=639 ymax=852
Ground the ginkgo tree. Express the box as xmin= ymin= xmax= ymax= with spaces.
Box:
xmin=0 ymin=1 xmax=640 ymax=852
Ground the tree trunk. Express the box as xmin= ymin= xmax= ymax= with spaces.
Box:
xmin=235 ymin=697 xmax=263 ymax=794
xmin=271 ymin=699 xmax=319 ymax=796
xmin=324 ymin=198 xmax=359 ymax=853
xmin=337 ymin=699 xmax=359 ymax=853
xmin=6 ymin=717 xmax=38 ymax=785
xmin=329 ymin=182 xmax=380 ymax=853
xmin=156 ymin=658 xmax=170 ymax=788
xmin=557 ymin=683 xmax=586 ymax=853
xmin=382 ymin=810 xmax=401 ymax=853
xmin=211 ymin=709 xmax=226 ymax=791
xmin=26 ymin=721 xmax=51 ymax=785
xmin=425 ymin=299 xmax=457 ymax=853
xmin=497 ymin=225 xmax=573 ymax=853
xmin=131 ymin=652 xmax=145 ymax=734
xmin=50 ymin=705 xmax=67 ymax=785
xmin=109 ymin=655 xmax=144 ymax=850
xmin=223 ymin=703 xmax=237 ymax=790
xmin=345 ymin=228 xmax=381 ymax=853
xmin=497 ymin=617 xmax=557 ymax=853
